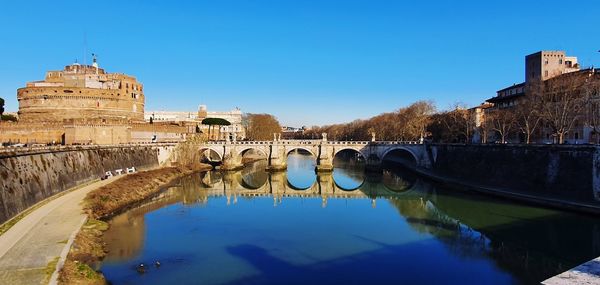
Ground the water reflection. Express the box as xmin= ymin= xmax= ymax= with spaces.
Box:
xmin=333 ymin=149 xmax=365 ymax=191
xmin=286 ymin=151 xmax=316 ymax=189
xmin=101 ymin=157 xmax=600 ymax=285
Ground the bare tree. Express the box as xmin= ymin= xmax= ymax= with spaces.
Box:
xmin=479 ymin=112 xmax=494 ymax=143
xmin=444 ymin=103 xmax=474 ymax=143
xmin=538 ymin=73 xmax=588 ymax=144
xmin=514 ymin=91 xmax=543 ymax=144
xmin=584 ymin=77 xmax=600 ymax=143
xmin=488 ymin=109 xmax=516 ymax=143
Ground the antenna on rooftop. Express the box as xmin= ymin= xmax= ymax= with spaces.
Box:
xmin=83 ymin=31 xmax=88 ymax=74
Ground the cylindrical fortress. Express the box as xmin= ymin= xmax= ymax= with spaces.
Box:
xmin=17 ymin=62 xmax=145 ymax=123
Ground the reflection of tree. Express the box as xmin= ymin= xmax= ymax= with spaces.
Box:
xmin=403 ymin=189 xmax=600 ymax=284
xmin=240 ymin=160 xmax=268 ymax=189
xmin=381 ymin=169 xmax=415 ymax=192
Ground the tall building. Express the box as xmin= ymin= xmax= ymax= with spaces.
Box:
xmin=525 ymin=51 xmax=579 ymax=83
xmin=17 ymin=56 xmax=145 ymax=123
xmin=483 ymin=50 xmax=597 ymax=144
xmin=487 ymin=50 xmax=580 ymax=109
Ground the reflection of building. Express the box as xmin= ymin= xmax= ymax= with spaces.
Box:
xmin=145 ymin=105 xmax=245 ymax=140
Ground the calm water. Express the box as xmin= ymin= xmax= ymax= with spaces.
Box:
xmin=100 ymin=152 xmax=600 ymax=285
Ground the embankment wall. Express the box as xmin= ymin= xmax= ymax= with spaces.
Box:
xmin=0 ymin=144 xmax=176 ymax=224
xmin=423 ymin=144 xmax=600 ymax=208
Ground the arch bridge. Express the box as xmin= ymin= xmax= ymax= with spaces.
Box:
xmin=197 ymin=136 xmax=431 ymax=172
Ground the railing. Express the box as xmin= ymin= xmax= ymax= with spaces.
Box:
xmin=204 ymin=140 xmax=420 ymax=146
xmin=0 ymin=142 xmax=178 ymax=157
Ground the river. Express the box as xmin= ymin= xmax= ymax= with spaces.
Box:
xmin=99 ymin=151 xmax=600 ymax=285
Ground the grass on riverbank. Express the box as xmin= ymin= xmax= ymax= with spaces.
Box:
xmin=59 ymin=218 xmax=108 ymax=285
xmin=59 ymin=164 xmax=211 ymax=284
xmin=84 ymin=166 xmax=208 ymax=219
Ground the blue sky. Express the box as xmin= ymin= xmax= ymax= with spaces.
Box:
xmin=1 ymin=0 xmax=599 ymax=126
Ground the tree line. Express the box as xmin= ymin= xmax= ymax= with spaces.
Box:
xmin=295 ymin=70 xmax=600 ymax=144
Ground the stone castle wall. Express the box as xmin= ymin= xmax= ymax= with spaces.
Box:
xmin=17 ymin=86 xmax=144 ymax=123
xmin=0 ymin=122 xmax=64 ymax=144
xmin=0 ymin=145 xmax=176 ymax=224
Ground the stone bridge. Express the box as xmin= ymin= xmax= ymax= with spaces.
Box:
xmin=196 ymin=137 xmax=431 ymax=171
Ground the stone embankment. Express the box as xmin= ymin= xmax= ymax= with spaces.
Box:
xmin=0 ymin=144 xmax=176 ymax=224
xmin=392 ymin=144 xmax=600 ymax=214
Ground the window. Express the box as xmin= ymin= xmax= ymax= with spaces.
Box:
xmin=559 ymin=59 xmax=563 ymax=65
xmin=544 ymin=59 xmax=548 ymax=65
xmin=545 ymin=70 xmax=549 ymax=77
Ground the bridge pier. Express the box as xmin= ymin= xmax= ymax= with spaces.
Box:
xmin=315 ymin=144 xmax=334 ymax=172
xmin=266 ymin=144 xmax=287 ymax=172
xmin=220 ymin=147 xmax=244 ymax=171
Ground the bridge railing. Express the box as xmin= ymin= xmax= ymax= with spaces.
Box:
xmin=203 ymin=140 xmax=421 ymax=145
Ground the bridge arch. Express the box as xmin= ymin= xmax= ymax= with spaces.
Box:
xmin=286 ymin=147 xmax=317 ymax=157
xmin=199 ymin=147 xmax=223 ymax=162
xmin=332 ymin=146 xmax=366 ymax=159
xmin=237 ymin=146 xmax=269 ymax=158
xmin=381 ymin=147 xmax=419 ymax=167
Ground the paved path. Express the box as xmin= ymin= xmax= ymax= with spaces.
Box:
xmin=0 ymin=178 xmax=119 ymax=285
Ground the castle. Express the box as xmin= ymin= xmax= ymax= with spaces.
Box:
xmin=0 ymin=58 xmax=245 ymax=145
xmin=17 ymin=55 xmax=145 ymax=123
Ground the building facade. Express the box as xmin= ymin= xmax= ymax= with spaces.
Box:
xmin=145 ymin=105 xmax=245 ymax=141
xmin=0 ymin=58 xmax=189 ymax=145
xmin=482 ymin=50 xmax=598 ymax=144
xmin=17 ymin=57 xmax=145 ymax=123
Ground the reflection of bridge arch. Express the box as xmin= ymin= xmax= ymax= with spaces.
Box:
xmin=286 ymin=180 xmax=314 ymax=191
xmin=200 ymin=171 xmax=223 ymax=187
xmin=381 ymin=169 xmax=416 ymax=193
xmin=334 ymin=179 xmax=365 ymax=191
xmin=239 ymin=162 xmax=268 ymax=189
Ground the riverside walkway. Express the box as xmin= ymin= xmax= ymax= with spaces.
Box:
xmin=0 ymin=177 xmax=120 ymax=285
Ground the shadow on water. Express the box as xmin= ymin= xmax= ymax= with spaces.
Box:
xmin=100 ymin=156 xmax=600 ymax=285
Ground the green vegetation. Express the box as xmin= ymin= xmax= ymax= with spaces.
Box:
xmin=0 ymin=114 xmax=17 ymax=122
xmin=201 ymin=117 xmax=231 ymax=140
xmin=44 ymin=256 xmax=60 ymax=284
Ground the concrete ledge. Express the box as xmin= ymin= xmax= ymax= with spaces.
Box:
xmin=543 ymin=257 xmax=600 ymax=285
